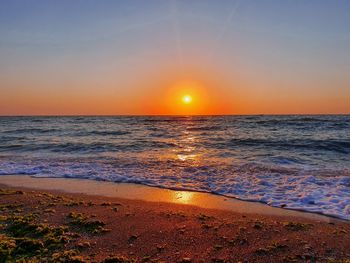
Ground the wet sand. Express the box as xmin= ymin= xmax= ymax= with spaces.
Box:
xmin=0 ymin=175 xmax=336 ymax=222
xmin=0 ymin=176 xmax=350 ymax=262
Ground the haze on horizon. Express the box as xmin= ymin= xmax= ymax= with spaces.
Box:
xmin=0 ymin=0 xmax=349 ymax=115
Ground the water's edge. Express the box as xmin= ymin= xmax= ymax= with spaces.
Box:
xmin=0 ymin=174 xmax=342 ymax=223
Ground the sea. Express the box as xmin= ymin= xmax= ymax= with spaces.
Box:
xmin=0 ymin=115 xmax=349 ymax=220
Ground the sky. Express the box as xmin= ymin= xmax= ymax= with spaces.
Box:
xmin=0 ymin=0 xmax=349 ymax=115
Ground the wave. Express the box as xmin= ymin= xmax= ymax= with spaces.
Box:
xmin=0 ymin=140 xmax=178 ymax=153
xmin=0 ymin=136 xmax=28 ymax=142
xmin=93 ymin=130 xmax=130 ymax=136
xmin=0 ymin=156 xmax=349 ymax=220
xmin=2 ymin=128 xmax=59 ymax=134
xmin=255 ymin=116 xmax=350 ymax=125
xmin=143 ymin=116 xmax=209 ymax=123
xmin=225 ymin=138 xmax=350 ymax=154
xmin=75 ymin=130 xmax=130 ymax=136
xmin=186 ymin=125 xmax=222 ymax=131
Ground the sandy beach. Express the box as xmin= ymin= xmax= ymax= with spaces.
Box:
xmin=1 ymin=176 xmax=349 ymax=262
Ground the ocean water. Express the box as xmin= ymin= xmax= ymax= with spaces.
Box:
xmin=0 ymin=115 xmax=349 ymax=219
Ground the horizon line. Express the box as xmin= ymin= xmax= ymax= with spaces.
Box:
xmin=0 ymin=113 xmax=349 ymax=117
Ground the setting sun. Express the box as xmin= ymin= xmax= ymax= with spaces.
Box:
xmin=182 ymin=95 xmax=192 ymax=104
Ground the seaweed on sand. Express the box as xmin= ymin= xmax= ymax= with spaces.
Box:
xmin=67 ymin=212 xmax=110 ymax=234
xmin=0 ymin=214 xmax=80 ymax=262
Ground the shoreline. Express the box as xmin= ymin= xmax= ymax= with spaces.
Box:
xmin=0 ymin=175 xmax=339 ymax=223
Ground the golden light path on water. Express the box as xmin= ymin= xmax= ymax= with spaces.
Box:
xmin=175 ymin=128 xmax=198 ymax=162
xmin=173 ymin=126 xmax=199 ymax=206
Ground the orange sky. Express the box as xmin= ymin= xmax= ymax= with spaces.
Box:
xmin=1 ymin=61 xmax=349 ymax=115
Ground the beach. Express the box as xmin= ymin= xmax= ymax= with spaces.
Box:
xmin=1 ymin=176 xmax=349 ymax=262
xmin=1 ymin=0 xmax=350 ymax=261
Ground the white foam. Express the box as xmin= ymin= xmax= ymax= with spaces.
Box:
xmin=0 ymin=159 xmax=349 ymax=220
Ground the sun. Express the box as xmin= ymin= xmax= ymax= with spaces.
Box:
xmin=182 ymin=95 xmax=192 ymax=104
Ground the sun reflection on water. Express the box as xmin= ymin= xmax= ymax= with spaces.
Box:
xmin=177 ymin=154 xmax=197 ymax=161
xmin=174 ymin=122 xmax=200 ymax=162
